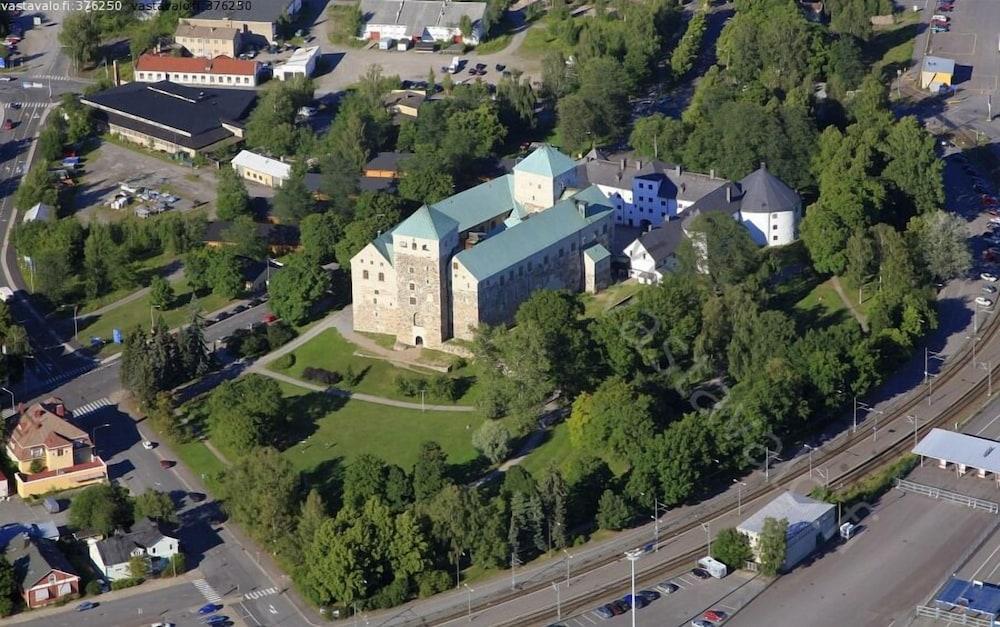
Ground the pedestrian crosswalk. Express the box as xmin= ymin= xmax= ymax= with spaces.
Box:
xmin=74 ymin=397 xmax=112 ymax=417
xmin=20 ymin=363 xmax=97 ymax=397
xmin=26 ymin=74 xmax=78 ymax=82
xmin=193 ymin=578 xmax=223 ymax=604
xmin=243 ymin=586 xmax=278 ymax=600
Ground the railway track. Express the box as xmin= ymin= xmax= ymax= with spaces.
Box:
xmin=415 ymin=306 xmax=1000 ymax=627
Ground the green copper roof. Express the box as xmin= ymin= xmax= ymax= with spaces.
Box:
xmin=371 ymin=231 xmax=394 ymax=262
xmin=583 ymin=243 xmax=611 ymax=263
xmin=393 ymin=205 xmax=460 ymax=240
xmin=428 ymin=174 xmax=519 ymax=234
xmin=513 ymin=144 xmax=577 ymax=178
xmin=454 ymin=191 xmax=614 ymax=280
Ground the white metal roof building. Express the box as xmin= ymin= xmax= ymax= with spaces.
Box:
xmin=22 ymin=202 xmax=54 ymax=223
xmin=231 ymin=150 xmax=292 ymax=188
xmin=273 ymin=46 xmax=320 ymax=81
xmin=913 ymin=428 xmax=1000 ymax=477
xmin=359 ymin=0 xmax=488 ymax=45
xmin=738 ymin=491 xmax=837 ymax=571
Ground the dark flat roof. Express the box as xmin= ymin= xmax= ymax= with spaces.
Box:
xmin=190 ymin=0 xmax=298 ymax=23
xmin=82 ymin=81 xmax=256 ymax=147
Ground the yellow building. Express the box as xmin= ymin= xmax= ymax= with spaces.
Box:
xmin=174 ymin=23 xmax=241 ymax=59
xmin=921 ymin=56 xmax=955 ymax=91
xmin=5 ymin=398 xmax=108 ymax=498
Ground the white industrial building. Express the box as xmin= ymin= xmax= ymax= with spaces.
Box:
xmin=359 ymin=0 xmax=488 ymax=45
xmin=913 ymin=428 xmax=1000 ymax=479
xmin=273 ymin=46 xmax=319 ymax=81
xmin=738 ymin=491 xmax=837 ymax=572
xmin=231 ymin=150 xmax=292 ymax=188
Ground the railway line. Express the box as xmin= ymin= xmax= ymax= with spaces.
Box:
xmin=411 ymin=302 xmax=1000 ymax=627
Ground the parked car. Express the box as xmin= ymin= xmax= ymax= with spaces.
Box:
xmin=215 ymin=311 xmax=231 ymax=322
xmin=976 ymin=297 xmax=994 ymax=307
xmin=142 ymin=440 xmax=155 ymax=450
xmin=931 ymin=24 xmax=949 ymax=32
xmin=262 ymin=313 xmax=278 ymax=324
xmin=203 ymin=616 xmax=229 ymax=625
xmin=691 ymin=621 xmax=714 ymax=627
xmin=983 ymin=285 xmax=997 ymax=294
xmin=622 ymin=594 xmax=648 ymax=610
xmin=495 ymin=63 xmax=506 ymax=72
xmin=189 ymin=492 xmax=207 ymax=502
xmin=2 ymin=119 xmax=12 ymax=130
xmin=76 ymin=601 xmax=97 ymax=611
xmin=159 ymin=459 xmax=175 ymax=469
xmin=233 ymin=304 xmax=248 ymax=313
xmin=198 ymin=604 xmax=221 ymax=615
xmin=703 ymin=609 xmax=728 ymax=622
xmin=691 ymin=567 xmax=711 ymax=579
xmin=638 ymin=589 xmax=661 ymax=602
xmin=656 ymin=581 xmax=679 ymax=594
xmin=610 ymin=599 xmax=629 ymax=615
xmin=594 ymin=605 xmax=614 ymax=619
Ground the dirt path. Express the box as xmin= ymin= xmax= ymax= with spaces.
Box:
xmin=831 ymin=275 xmax=869 ymax=332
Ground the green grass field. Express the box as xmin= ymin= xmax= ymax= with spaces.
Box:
xmin=273 ymin=328 xmax=480 ymax=405
xmin=475 ymin=34 xmax=513 ymax=55
xmin=78 ymin=252 xmax=178 ymax=314
xmin=519 ymin=20 xmax=574 ymax=58
xmin=519 ymin=422 xmax=629 ymax=479
xmin=79 ymin=277 xmax=232 ymax=355
xmin=581 ymin=281 xmax=645 ymax=318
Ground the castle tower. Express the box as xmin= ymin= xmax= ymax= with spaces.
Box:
xmin=391 ymin=205 xmax=459 ymax=346
xmin=512 ymin=144 xmax=579 ymax=213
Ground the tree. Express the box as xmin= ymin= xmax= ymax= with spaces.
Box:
xmin=299 ymin=211 xmax=342 ymax=262
xmin=37 ymin=115 xmax=66 ymax=162
xmin=216 ymin=166 xmax=251 ymax=220
xmin=412 ymin=441 xmax=450 ymax=501
xmin=881 ymin=116 xmax=945 ymax=215
xmin=596 ymin=490 xmax=631 ymax=530
xmin=670 ymin=9 xmax=707 ymax=79
xmin=222 ymin=217 xmax=266 ymax=260
xmin=538 ymin=466 xmax=568 ymax=550
xmin=757 ymin=516 xmax=789 ymax=576
xmin=267 ymin=253 xmax=331 ymax=324
xmin=208 ymin=375 xmax=286 ymax=451
xmin=59 ymin=11 xmax=101 ymax=69
xmin=399 ymin=156 xmax=455 ymax=204
xmin=149 ymin=275 xmax=175 ymax=310
xmin=178 ymin=315 xmax=212 ymax=379
xmin=296 ymin=489 xmax=327 ymax=557
xmin=0 ymin=555 xmax=15 ymax=617
xmin=570 ymin=378 xmax=654 ymax=464
xmin=629 ymin=115 xmax=687 ymax=163
xmin=472 ymin=420 xmax=512 ymax=464
xmin=712 ymin=528 xmax=753 ymax=570
xmin=343 ymin=454 xmax=389 ymax=510
xmin=684 ymin=212 xmax=760 ymax=286
xmin=245 ymin=77 xmax=314 ymax=155
xmin=128 ymin=555 xmax=150 ymax=581
xmin=134 ymin=490 xmax=177 ymax=523
xmin=14 ymin=164 xmax=58 ymax=211
xmin=273 ymin=165 xmax=317 ymax=224
xmin=907 ymin=210 xmax=971 ymax=282
xmin=459 ymin=13 xmax=473 ymax=37
xmin=218 ymin=447 xmax=300 ymax=550
xmin=69 ymin=484 xmax=134 ymax=535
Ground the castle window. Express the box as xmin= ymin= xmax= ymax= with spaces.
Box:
xmin=602 ymin=224 xmax=608 ymax=234
xmin=409 ymin=283 xmax=415 ymax=291
xmin=518 ymin=267 xmax=524 ymax=276
xmin=363 ymin=270 xmax=369 ymax=279
xmin=422 ymin=245 xmax=428 ymax=251
xmin=544 ymin=255 xmax=549 ymax=264
xmin=500 ymin=276 xmax=504 ymax=285
xmin=378 ymin=272 xmax=384 ymax=281
xmin=373 ymin=298 xmax=378 ymax=304
xmin=401 ymin=241 xmax=408 ymax=248
xmin=409 ymin=267 xmax=414 ymax=273
xmin=772 ymin=224 xmax=778 ymax=230
xmin=411 ymin=240 xmax=417 ymax=249
xmin=410 ymin=297 xmax=416 ymax=305
xmin=773 ymin=235 xmax=778 ymax=241
xmin=453 ymin=262 xmax=458 ymax=269
xmin=374 ymin=289 xmax=379 ymax=295
xmin=571 ymin=243 xmax=577 ymax=251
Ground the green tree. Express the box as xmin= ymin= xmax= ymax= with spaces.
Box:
xmin=134 ymin=489 xmax=177 ymax=523
xmin=149 ymin=275 xmax=175 ymax=310
xmin=629 ymin=114 xmax=687 ymax=162
xmin=596 ymin=490 xmax=631 ymax=530
xmin=906 ymin=210 xmax=971 ymax=282
xmin=59 ymin=11 xmax=101 ymax=69
xmin=0 ymin=555 xmax=15 ymax=616
xmin=208 ymin=375 xmax=286 ymax=451
xmin=128 ymin=555 xmax=150 ymax=580
xmin=267 ymin=253 xmax=331 ymax=324
xmin=69 ymin=484 xmax=134 ymax=535
xmin=296 ymin=488 xmax=327 ymax=557
xmin=683 ymin=211 xmax=760 ymax=285
xmin=299 ymin=211 xmax=342 ymax=262
xmin=881 ymin=116 xmax=945 ymax=215
xmin=757 ymin=516 xmax=789 ymax=576
xmin=13 ymin=164 xmax=58 ymax=211
xmin=711 ymin=527 xmax=753 ymax=570
xmin=459 ymin=13 xmax=472 ymax=37
xmin=472 ymin=420 xmax=512 ymax=464
xmin=571 ymin=378 xmax=654 ymax=464
xmin=178 ymin=315 xmax=212 ymax=379
xmin=399 ymin=157 xmax=455 ymax=204
xmin=273 ymin=165 xmax=317 ymax=224
xmin=37 ymin=115 xmax=67 ymax=162
xmin=216 ymin=166 xmax=251 ymax=220
xmin=219 ymin=447 xmax=300 ymax=550
xmin=413 ymin=441 xmax=450 ymax=501
xmin=670 ymin=9 xmax=707 ymax=79
xmin=222 ymin=217 xmax=266 ymax=260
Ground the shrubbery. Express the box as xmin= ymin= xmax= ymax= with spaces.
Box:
xmin=303 ymin=367 xmax=342 ymax=385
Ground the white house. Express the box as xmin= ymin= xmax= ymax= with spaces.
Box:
xmin=87 ymin=519 xmax=179 ymax=581
xmin=273 ymin=46 xmax=319 ymax=81
xmin=623 ymin=219 xmax=685 ymax=284
xmin=359 ymin=0 xmax=488 ymax=45
xmin=231 ymin=150 xmax=292 ymax=188
xmin=738 ymin=492 xmax=836 ymax=571
xmin=22 ymin=202 xmax=54 ymax=223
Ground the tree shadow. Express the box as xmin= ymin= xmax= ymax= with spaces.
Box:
xmin=301 ymin=457 xmax=345 ymax=512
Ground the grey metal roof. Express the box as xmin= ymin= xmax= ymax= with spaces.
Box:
xmin=189 ymin=0 xmax=299 ymax=23
xmin=454 ymin=190 xmax=613 ymax=280
xmin=737 ymin=166 xmax=801 ymax=214
xmin=360 ymin=0 xmax=487 ymax=31
xmin=366 ymin=151 xmax=412 ymax=172
xmin=923 ymin=56 xmax=955 ymax=75
xmin=6 ymin=536 xmax=77 ymax=589
xmin=738 ymin=491 xmax=835 ymax=540
xmin=583 ymin=243 xmax=611 ymax=263
xmin=95 ymin=519 xmax=176 ymax=567
xmin=634 ymin=219 xmax=685 ymax=264
xmin=576 ymin=156 xmax=727 ymax=203
xmin=680 ymin=182 xmax=744 ymax=230
xmin=913 ymin=428 xmax=1000 ymax=473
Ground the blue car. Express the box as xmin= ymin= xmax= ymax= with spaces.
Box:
xmin=76 ymin=601 xmax=97 ymax=611
xmin=622 ymin=594 xmax=648 ymax=609
xmin=203 ymin=616 xmax=229 ymax=625
xmin=198 ymin=603 xmax=221 ymax=615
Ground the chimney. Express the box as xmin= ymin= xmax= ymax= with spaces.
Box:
xmin=620 ymin=158 xmax=626 ymax=171
xmin=726 ymin=186 xmax=732 ymax=203
xmin=55 ymin=404 xmax=65 ymax=417
xmin=710 ymin=169 xmax=715 ymax=179
xmin=575 ymin=200 xmax=588 ymax=216
xmin=675 ymin=164 xmax=681 ymax=175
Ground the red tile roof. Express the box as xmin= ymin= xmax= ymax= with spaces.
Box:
xmin=136 ymin=54 xmax=257 ymax=76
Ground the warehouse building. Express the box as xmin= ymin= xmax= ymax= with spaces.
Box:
xmin=273 ymin=46 xmax=320 ymax=81
xmin=180 ymin=0 xmax=301 ymax=44
xmin=359 ymin=0 xmax=488 ymax=45
xmin=920 ymin=56 xmax=955 ymax=91
xmin=231 ymin=150 xmax=291 ymax=188
xmin=738 ymin=491 xmax=837 ymax=572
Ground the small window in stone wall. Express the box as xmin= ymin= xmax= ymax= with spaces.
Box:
xmin=410 ymin=297 xmax=416 ymax=305
xmin=409 ymin=267 xmax=414 ymax=273
xmin=453 ymin=262 xmax=458 ymax=269
xmin=409 ymin=283 xmax=415 ymax=290
xmin=401 ymin=241 xmax=408 ymax=248
xmin=422 ymin=245 xmax=429 ymax=251
xmin=378 ymin=272 xmax=384 ymax=281
xmin=363 ymin=270 xmax=369 ymax=279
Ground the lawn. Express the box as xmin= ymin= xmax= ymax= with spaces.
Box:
xmin=790 ymin=277 xmax=865 ymax=332
xmin=475 ymin=33 xmax=513 ymax=55
xmin=519 ymin=19 xmax=574 ymax=58
xmin=78 ymin=252 xmax=179 ymax=314
xmin=519 ymin=422 xmax=629 ymax=479
xmin=79 ymin=277 xmax=233 ymax=355
xmin=272 ymin=328 xmax=480 ymax=405
xmin=173 ymin=439 xmax=228 ymax=492
xmin=865 ymin=14 xmax=919 ymax=80
xmin=581 ymin=280 xmax=645 ymax=318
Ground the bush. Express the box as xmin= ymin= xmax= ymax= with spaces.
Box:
xmin=395 ymin=375 xmax=421 ymax=397
xmin=29 ymin=459 xmax=45 ymax=474
xmin=343 ymin=364 xmax=361 ymax=387
xmin=266 ymin=321 xmax=297 ymax=349
xmin=450 ymin=357 xmax=468 ymax=371
xmin=367 ymin=577 xmax=411 ymax=609
xmin=167 ymin=553 xmax=186 ymax=576
xmin=110 ymin=578 xmax=140 ymax=591
xmin=84 ymin=580 xmax=102 ymax=596
xmin=428 ymin=374 xmax=458 ymax=401
xmin=596 ymin=489 xmax=631 ymax=530
xmin=303 ymin=367 xmax=342 ymax=385
xmin=415 ymin=570 xmax=451 ymax=598
xmin=239 ymin=332 xmax=270 ymax=358
xmin=272 ymin=353 xmax=296 ymax=370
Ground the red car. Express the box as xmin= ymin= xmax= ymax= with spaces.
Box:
xmin=2 ymin=119 xmax=12 ymax=131
xmin=262 ymin=313 xmax=278 ymax=324
xmin=159 ymin=459 xmax=175 ymax=469
xmin=704 ymin=609 xmax=728 ymax=622
xmin=936 ymin=3 xmax=954 ymax=11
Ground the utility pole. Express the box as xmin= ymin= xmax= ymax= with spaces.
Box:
xmin=510 ymin=553 xmax=520 ymax=591
xmin=982 ymin=361 xmax=994 ymax=397
xmin=463 ymin=584 xmax=473 ymax=623
xmin=925 ymin=348 xmax=945 ymax=405
xmin=73 ymin=304 xmax=79 ymax=342
xmin=701 ymin=522 xmax=711 ymax=557
xmin=854 ymin=399 xmax=882 ymax=433
xmin=764 ymin=448 xmax=781 ymax=481
xmin=624 ymin=549 xmax=642 ymax=627
xmin=804 ymin=444 xmax=816 ymax=477
xmin=552 ymin=582 xmax=561 ymax=620
xmin=989 ymin=94 xmax=993 ymax=123
xmin=562 ymin=550 xmax=573 ymax=587
xmin=733 ymin=480 xmax=746 ymax=517
xmin=906 ymin=414 xmax=920 ymax=449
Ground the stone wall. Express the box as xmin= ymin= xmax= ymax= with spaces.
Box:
xmin=351 ymin=245 xmax=399 ymax=336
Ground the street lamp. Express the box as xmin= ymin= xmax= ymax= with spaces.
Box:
xmin=562 ymin=550 xmax=574 ymax=587
xmin=733 ymin=479 xmax=747 ymax=518
xmin=853 ymin=399 xmax=883 ymax=433
xmin=552 ymin=582 xmax=561 ymax=620
xmin=981 ymin=361 xmax=994 ymax=398
xmin=906 ymin=414 xmax=921 ymax=449
xmin=0 ymin=386 xmax=14 ymax=414
xmin=624 ymin=549 xmax=643 ymax=627
xmin=640 ymin=491 xmax=665 ymax=551
xmin=701 ymin=522 xmax=711 ymax=557
xmin=463 ymin=584 xmax=473 ymax=623
xmin=764 ymin=448 xmax=781 ymax=481
xmin=803 ymin=444 xmax=816 ymax=477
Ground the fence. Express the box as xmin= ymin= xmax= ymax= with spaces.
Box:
xmin=915 ymin=605 xmax=996 ymax=626
xmin=895 ymin=479 xmax=1000 ymax=514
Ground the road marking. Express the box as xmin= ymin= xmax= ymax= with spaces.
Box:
xmin=192 ymin=578 xmax=223 ymax=603
xmin=243 ymin=586 xmax=278 ymax=600
xmin=268 ymin=604 xmax=278 ymax=614
xmin=970 ymin=540 xmax=1000 ymax=581
xmin=74 ymin=397 xmax=112 ymax=417
xmin=582 ymin=612 xmax=597 ymax=623
xmin=975 ymin=413 xmax=1000 ymax=436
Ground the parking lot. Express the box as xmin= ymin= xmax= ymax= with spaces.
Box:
xmin=925 ymin=0 xmax=1000 ymax=99
xmin=555 ymin=570 xmax=766 ymax=627
xmin=72 ymin=141 xmax=219 ymax=224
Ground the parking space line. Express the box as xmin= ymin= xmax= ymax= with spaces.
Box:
xmin=582 ymin=612 xmax=598 ymax=623
xmin=974 ymin=413 xmax=1000 ymax=436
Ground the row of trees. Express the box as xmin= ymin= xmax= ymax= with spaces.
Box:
xmin=120 ymin=316 xmax=212 ymax=408
xmin=69 ymin=483 xmax=177 ymax=535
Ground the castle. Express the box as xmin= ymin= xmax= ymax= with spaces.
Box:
xmin=350 ymin=145 xmax=615 ymax=347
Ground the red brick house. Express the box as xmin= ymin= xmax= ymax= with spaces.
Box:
xmin=5 ymin=534 xmax=80 ymax=608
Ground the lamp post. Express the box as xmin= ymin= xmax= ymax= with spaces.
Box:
xmin=73 ymin=304 xmax=79 ymax=342
xmin=733 ymin=480 xmax=746 ymax=518
xmin=924 ymin=347 xmax=945 ymax=406
xmin=463 ymin=584 xmax=473 ymax=623
xmin=982 ymin=361 xmax=994 ymax=398
xmin=815 ymin=467 xmax=830 ymax=488
xmin=624 ymin=549 xmax=643 ymax=627
xmin=701 ymin=522 xmax=711 ymax=557
xmin=803 ymin=444 xmax=816 ymax=478
xmin=641 ymin=492 xmax=664 ymax=551
xmin=853 ymin=399 xmax=883 ymax=433
xmin=906 ymin=414 xmax=920 ymax=449
xmin=562 ymin=550 xmax=573 ymax=587
xmin=552 ymin=582 xmax=561 ymax=620
xmin=966 ymin=333 xmax=981 ymax=368
xmin=0 ymin=386 xmax=14 ymax=414
xmin=764 ymin=448 xmax=781 ymax=481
